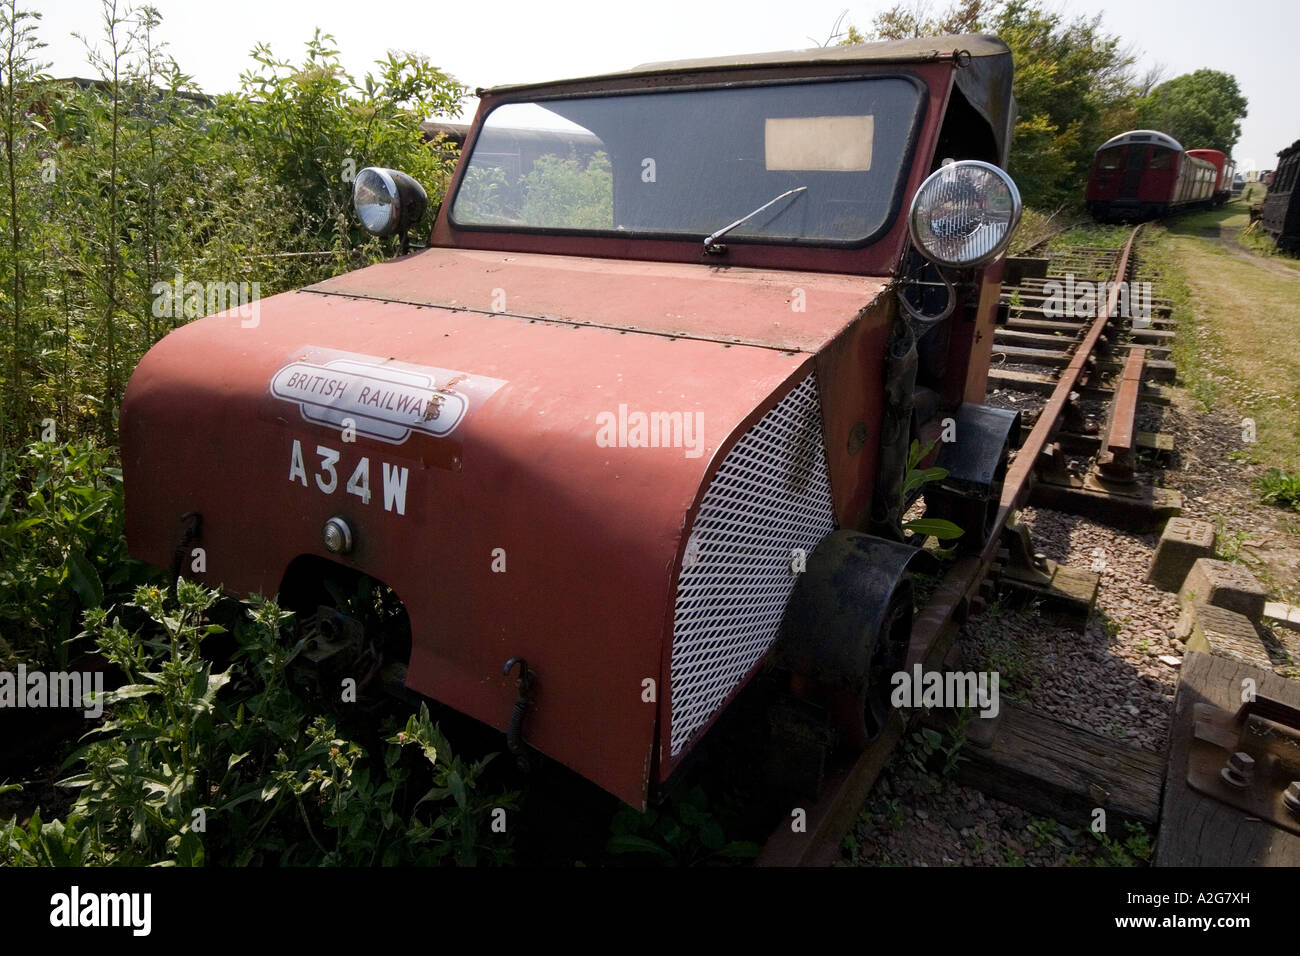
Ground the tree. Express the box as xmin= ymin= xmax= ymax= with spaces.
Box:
xmin=1139 ymin=70 xmax=1247 ymax=154
xmin=520 ymin=151 xmax=613 ymax=229
xmin=838 ymin=0 xmax=1143 ymax=208
xmin=0 ymin=8 xmax=466 ymax=450
xmin=231 ymin=31 xmax=464 ymax=255
xmin=0 ymin=0 xmax=46 ymax=446
xmin=847 ymin=0 xmax=997 ymax=40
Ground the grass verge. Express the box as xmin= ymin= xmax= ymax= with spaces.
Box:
xmin=1145 ymin=224 xmax=1300 ymax=472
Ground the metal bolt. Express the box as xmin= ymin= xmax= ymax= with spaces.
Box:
xmin=1284 ymin=782 xmax=1300 ymax=819
xmin=1220 ymin=751 xmax=1255 ymax=790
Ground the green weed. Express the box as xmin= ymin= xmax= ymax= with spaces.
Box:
xmin=605 ymin=785 xmax=759 ymax=866
xmin=0 ymin=580 xmax=519 ymax=866
xmin=1256 ymin=468 xmax=1300 ymax=512
xmin=1090 ymin=821 xmax=1152 ymax=867
xmin=0 ymin=439 xmax=158 ymax=667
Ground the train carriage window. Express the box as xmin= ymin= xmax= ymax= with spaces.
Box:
xmin=1149 ymin=150 xmax=1172 ymax=170
xmin=1097 ymin=147 xmax=1125 ymax=170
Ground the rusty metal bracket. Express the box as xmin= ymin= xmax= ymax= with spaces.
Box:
xmin=1035 ymin=441 xmax=1077 ymax=487
xmin=1062 ymin=391 xmax=1093 ymax=436
xmin=1187 ymin=697 xmax=1300 ymax=835
xmin=503 ymin=657 xmax=538 ymax=772
xmin=999 ymin=516 xmax=1054 ymax=588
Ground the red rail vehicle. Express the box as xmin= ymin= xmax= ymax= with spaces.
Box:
xmin=1187 ymin=148 xmax=1236 ymax=206
xmin=1086 ymin=130 xmax=1219 ymax=221
xmin=122 ymin=35 xmax=1025 ymax=808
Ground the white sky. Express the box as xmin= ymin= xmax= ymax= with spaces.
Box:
xmin=33 ymin=0 xmax=1298 ymax=172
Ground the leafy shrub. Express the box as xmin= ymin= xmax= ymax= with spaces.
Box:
xmin=0 ymin=439 xmax=156 ymax=666
xmin=1090 ymin=821 xmax=1152 ymax=867
xmin=606 ymin=785 xmax=759 ymax=866
xmin=0 ymin=6 xmax=465 ymax=448
xmin=0 ymin=580 xmax=519 ymax=866
xmin=904 ymin=440 xmax=963 ymax=542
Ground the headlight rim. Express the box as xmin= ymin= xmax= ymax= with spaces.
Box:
xmin=353 ymin=166 xmax=401 ymax=237
xmin=907 ymin=159 xmax=1022 ymax=270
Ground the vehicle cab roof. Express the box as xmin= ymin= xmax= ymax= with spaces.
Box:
xmin=1098 ymin=130 xmax=1184 ymax=153
xmin=478 ymin=34 xmax=1016 ymax=166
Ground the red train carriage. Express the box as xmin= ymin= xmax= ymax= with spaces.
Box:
xmin=1187 ymin=148 xmax=1236 ymax=206
xmin=1086 ymin=130 xmax=1217 ymax=221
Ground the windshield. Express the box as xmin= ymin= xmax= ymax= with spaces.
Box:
xmin=450 ymin=77 xmax=923 ymax=245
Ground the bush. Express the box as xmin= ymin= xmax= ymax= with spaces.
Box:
xmin=1 ymin=580 xmax=519 ymax=866
xmin=606 ymin=785 xmax=759 ymax=866
xmin=0 ymin=5 xmax=465 ymax=448
xmin=0 ymin=439 xmax=155 ymax=667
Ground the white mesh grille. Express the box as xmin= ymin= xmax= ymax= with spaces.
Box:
xmin=669 ymin=371 xmax=836 ymax=756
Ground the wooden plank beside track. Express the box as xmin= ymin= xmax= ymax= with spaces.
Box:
xmin=1154 ymin=651 xmax=1300 ymax=866
xmin=953 ymin=704 xmax=1164 ymax=829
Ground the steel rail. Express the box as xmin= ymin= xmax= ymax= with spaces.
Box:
xmin=756 ymin=224 xmax=1143 ymax=867
xmin=1095 ymin=346 xmax=1146 ymax=483
xmin=990 ymin=224 xmax=1140 ymax=536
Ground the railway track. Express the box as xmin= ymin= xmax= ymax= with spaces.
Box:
xmin=758 ymin=224 xmax=1178 ymax=866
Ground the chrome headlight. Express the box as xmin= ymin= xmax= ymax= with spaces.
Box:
xmin=353 ymin=166 xmax=428 ymax=237
xmin=908 ymin=160 xmax=1022 ymax=268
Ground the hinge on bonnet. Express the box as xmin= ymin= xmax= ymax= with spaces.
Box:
xmin=503 ymin=657 xmax=538 ymax=773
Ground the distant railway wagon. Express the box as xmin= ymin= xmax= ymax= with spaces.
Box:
xmin=1260 ymin=139 xmax=1300 ymax=251
xmin=1086 ymin=130 xmax=1218 ymax=221
xmin=1186 ymin=148 xmax=1235 ymax=206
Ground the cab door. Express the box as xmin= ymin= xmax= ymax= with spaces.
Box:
xmin=1120 ymin=145 xmax=1146 ymax=199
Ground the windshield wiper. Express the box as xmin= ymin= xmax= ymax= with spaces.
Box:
xmin=703 ymin=186 xmax=807 ymax=255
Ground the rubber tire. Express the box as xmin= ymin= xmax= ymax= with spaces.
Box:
xmin=827 ymin=574 xmax=914 ymax=751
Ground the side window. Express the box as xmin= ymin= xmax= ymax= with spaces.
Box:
xmin=1097 ymin=147 xmax=1124 ymax=170
xmin=455 ymin=105 xmax=614 ymax=230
